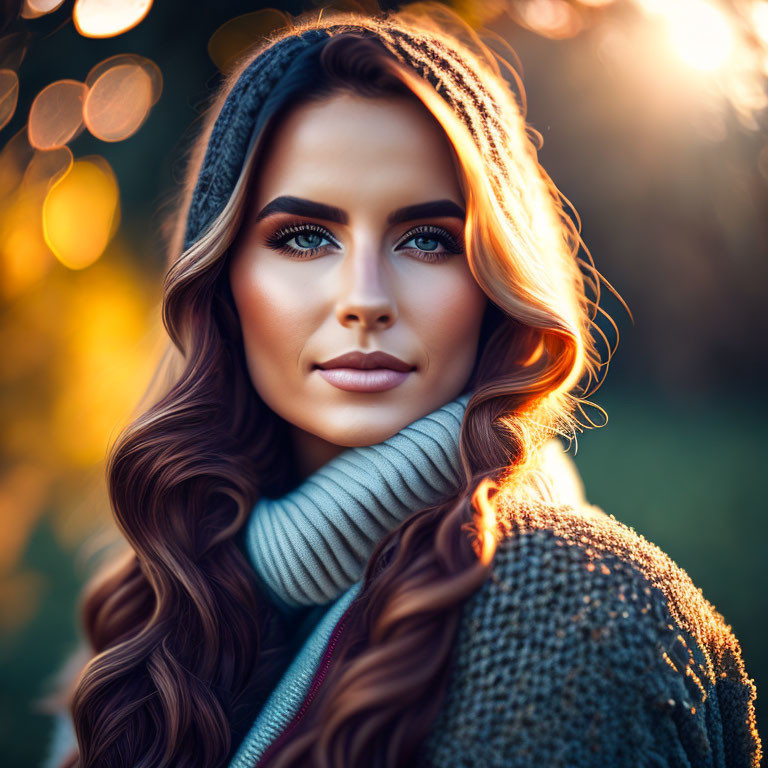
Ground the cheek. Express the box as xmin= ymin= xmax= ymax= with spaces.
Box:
xmin=410 ymin=265 xmax=487 ymax=370
xmin=230 ymin=256 xmax=316 ymax=384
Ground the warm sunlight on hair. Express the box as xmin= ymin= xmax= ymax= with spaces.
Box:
xmin=471 ymin=477 xmax=501 ymax=565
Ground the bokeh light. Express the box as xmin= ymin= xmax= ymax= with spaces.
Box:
xmin=0 ymin=131 xmax=70 ymax=297
xmin=42 ymin=157 xmax=120 ymax=270
xmin=208 ymin=9 xmax=293 ymax=72
xmin=72 ymin=0 xmax=154 ymax=38
xmin=0 ymin=69 xmax=19 ymax=131
xmin=665 ymin=1 xmax=734 ymax=72
xmin=20 ymin=2 xmax=46 ymax=20
xmin=24 ymin=0 xmax=66 ymax=14
xmin=28 ymin=79 xmax=86 ymax=149
xmin=519 ymin=0 xmax=584 ymax=39
xmin=83 ymin=63 xmax=153 ymax=142
xmin=85 ymin=53 xmax=162 ymax=105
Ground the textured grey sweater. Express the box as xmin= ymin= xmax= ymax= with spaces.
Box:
xmin=42 ymin=460 xmax=762 ymax=768
xmin=413 ymin=495 xmax=762 ymax=766
xmin=233 ymin=488 xmax=762 ymax=767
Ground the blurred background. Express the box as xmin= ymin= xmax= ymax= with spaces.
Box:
xmin=0 ymin=0 xmax=766 ymax=765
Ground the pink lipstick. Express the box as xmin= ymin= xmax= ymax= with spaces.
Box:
xmin=314 ymin=351 xmax=414 ymax=393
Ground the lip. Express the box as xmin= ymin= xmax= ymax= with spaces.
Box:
xmin=316 ymin=351 xmax=414 ymax=372
xmin=316 ymin=368 xmax=411 ymax=392
xmin=314 ymin=350 xmax=415 ymax=393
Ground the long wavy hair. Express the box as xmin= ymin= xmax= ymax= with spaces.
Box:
xmin=50 ymin=6 xmax=620 ymax=767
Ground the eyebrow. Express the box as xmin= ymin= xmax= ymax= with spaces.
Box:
xmin=387 ymin=199 xmax=465 ymax=225
xmin=253 ymin=196 xmax=466 ymax=225
xmin=255 ymin=196 xmax=348 ymax=224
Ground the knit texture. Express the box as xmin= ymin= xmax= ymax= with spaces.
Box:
xmin=413 ymin=494 xmax=762 ymax=767
xmin=183 ymin=28 xmax=333 ymax=250
xmin=246 ymin=392 xmax=469 ymax=612
xmin=41 ymin=493 xmax=762 ymax=768
xmin=224 ymin=489 xmax=762 ymax=767
xmin=180 ymin=17 xmax=494 ymax=253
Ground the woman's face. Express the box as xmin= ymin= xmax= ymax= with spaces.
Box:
xmin=229 ymin=90 xmax=487 ymax=474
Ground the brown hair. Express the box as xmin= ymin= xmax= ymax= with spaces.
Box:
xmin=48 ymin=6 xmax=617 ymax=767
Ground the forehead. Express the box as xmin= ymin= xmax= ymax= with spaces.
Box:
xmin=253 ymin=91 xmax=464 ymax=212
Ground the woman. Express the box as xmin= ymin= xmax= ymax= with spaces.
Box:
xmin=42 ymin=7 xmax=761 ymax=768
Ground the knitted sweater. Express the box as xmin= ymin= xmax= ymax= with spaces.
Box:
xmin=224 ymin=497 xmax=761 ymax=768
xmin=40 ymin=508 xmax=762 ymax=768
xmin=416 ymin=495 xmax=762 ymax=766
xmin=41 ymin=466 xmax=762 ymax=767
xmin=220 ymin=396 xmax=761 ymax=767
xmin=41 ymin=398 xmax=762 ymax=768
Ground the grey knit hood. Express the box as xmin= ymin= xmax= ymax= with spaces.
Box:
xmin=182 ymin=28 xmax=336 ymax=252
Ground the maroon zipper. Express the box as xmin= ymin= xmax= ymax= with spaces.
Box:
xmin=254 ymin=598 xmax=357 ymax=767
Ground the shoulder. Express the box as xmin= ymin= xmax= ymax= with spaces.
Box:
xmin=419 ymin=496 xmax=762 ymax=768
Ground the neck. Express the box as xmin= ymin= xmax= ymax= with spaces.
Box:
xmin=290 ymin=426 xmax=346 ymax=481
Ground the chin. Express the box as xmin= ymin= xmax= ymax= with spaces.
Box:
xmin=311 ymin=403 xmax=425 ymax=448
xmin=316 ymin=422 xmax=406 ymax=449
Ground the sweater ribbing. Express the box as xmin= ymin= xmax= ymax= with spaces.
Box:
xmin=245 ymin=392 xmax=469 ymax=611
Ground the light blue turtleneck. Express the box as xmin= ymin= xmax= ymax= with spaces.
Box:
xmin=245 ymin=392 xmax=471 ymax=613
xmin=228 ymin=392 xmax=470 ymax=768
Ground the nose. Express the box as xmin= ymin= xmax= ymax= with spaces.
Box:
xmin=335 ymin=248 xmax=397 ymax=331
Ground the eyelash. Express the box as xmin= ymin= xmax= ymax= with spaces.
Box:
xmin=397 ymin=225 xmax=464 ymax=262
xmin=263 ymin=221 xmax=464 ymax=262
xmin=264 ymin=222 xmax=339 ymax=259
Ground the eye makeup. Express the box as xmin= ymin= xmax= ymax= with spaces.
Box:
xmin=394 ymin=224 xmax=464 ymax=263
xmin=263 ymin=221 xmax=339 ymax=259
xmin=261 ymin=219 xmax=465 ymax=262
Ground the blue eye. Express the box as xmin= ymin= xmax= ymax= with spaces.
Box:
xmin=395 ymin=225 xmax=463 ymax=262
xmin=291 ymin=231 xmax=329 ymax=250
xmin=265 ymin=223 xmax=337 ymax=258
xmin=403 ymin=235 xmax=440 ymax=251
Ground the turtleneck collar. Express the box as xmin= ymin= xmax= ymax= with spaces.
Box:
xmin=245 ymin=392 xmax=470 ymax=614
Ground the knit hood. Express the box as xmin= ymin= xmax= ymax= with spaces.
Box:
xmin=181 ymin=17 xmax=462 ymax=253
xmin=183 ymin=28 xmax=334 ymax=251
